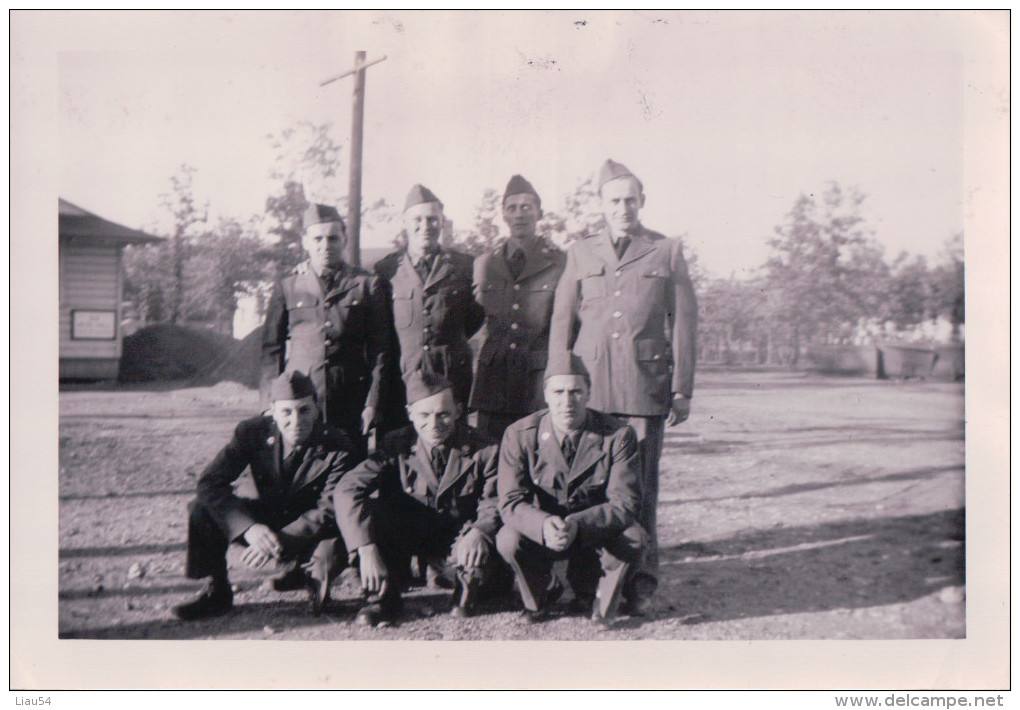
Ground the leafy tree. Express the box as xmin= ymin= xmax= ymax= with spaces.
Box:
xmin=541 ymin=177 xmax=604 ymax=248
xmin=159 ymin=165 xmax=208 ymax=323
xmin=181 ymin=217 xmax=271 ymax=330
xmin=263 ymin=122 xmax=344 ymax=277
xmin=449 ymin=188 xmax=503 ymax=256
xmin=929 ymin=232 xmax=964 ymax=341
xmin=764 ymin=183 xmax=889 ymax=362
xmin=123 ymin=165 xmax=208 ymax=326
xmin=884 ymin=252 xmax=933 ymax=331
xmin=123 ymin=241 xmax=173 ymax=325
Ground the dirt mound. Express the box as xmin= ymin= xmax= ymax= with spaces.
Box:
xmin=194 ymin=327 xmax=262 ymax=389
xmin=118 ymin=324 xmax=238 ymax=383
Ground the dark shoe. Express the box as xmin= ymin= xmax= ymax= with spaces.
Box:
xmin=263 ymin=567 xmax=307 ymax=592
xmin=621 ymin=572 xmax=657 ymax=617
xmin=172 ymin=581 xmax=233 ymax=621
xmin=520 ymin=608 xmax=552 ymax=625
xmin=306 ymin=574 xmax=331 ymax=616
xmin=355 ymin=597 xmax=403 ymax=627
xmin=566 ymin=596 xmax=595 ymax=615
xmin=621 ymin=596 xmax=653 ymax=617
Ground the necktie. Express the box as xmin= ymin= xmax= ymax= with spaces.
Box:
xmin=416 ymin=254 xmax=434 ymax=281
xmin=561 ymin=434 xmax=576 ymax=467
xmin=430 ymin=446 xmax=448 ymax=477
xmin=507 ymin=248 xmax=525 ymax=281
xmin=282 ymin=445 xmax=303 ymax=486
xmin=613 ymin=236 xmax=630 ymax=260
xmin=320 ymin=268 xmax=337 ymax=293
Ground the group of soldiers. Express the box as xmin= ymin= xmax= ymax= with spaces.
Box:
xmin=172 ymin=159 xmax=699 ymax=628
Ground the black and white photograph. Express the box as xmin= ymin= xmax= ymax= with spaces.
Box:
xmin=11 ymin=9 xmax=1009 ymax=691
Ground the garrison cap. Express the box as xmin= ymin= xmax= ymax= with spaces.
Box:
xmin=503 ymin=174 xmax=541 ymax=209
xmin=270 ymin=370 xmax=318 ymax=402
xmin=545 ymin=352 xmax=591 ymax=386
xmin=597 ymin=159 xmax=643 ymax=193
xmin=404 ymin=184 xmax=444 ymax=212
xmin=404 ymin=370 xmax=455 ymax=405
xmin=303 ymin=203 xmax=345 ymax=231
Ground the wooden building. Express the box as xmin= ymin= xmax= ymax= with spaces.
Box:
xmin=59 ymin=199 xmax=163 ymax=380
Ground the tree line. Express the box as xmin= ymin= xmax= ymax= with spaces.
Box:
xmin=122 ymin=122 xmax=964 ymax=363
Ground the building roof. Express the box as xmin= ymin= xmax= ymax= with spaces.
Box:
xmin=59 ymin=199 xmax=164 ymax=245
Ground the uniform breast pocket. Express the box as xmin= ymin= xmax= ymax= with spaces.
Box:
xmin=287 ymin=305 xmax=319 ymax=326
xmin=480 ymin=282 xmax=509 ymax=313
xmin=640 ymin=269 xmax=670 ymax=299
xmin=392 ymin=294 xmax=414 ymax=328
xmin=579 ymin=272 xmax=606 ymax=301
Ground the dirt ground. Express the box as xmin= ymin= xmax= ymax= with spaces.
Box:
xmin=57 ymin=369 xmax=965 ymax=641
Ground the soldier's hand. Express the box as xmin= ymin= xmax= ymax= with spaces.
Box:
xmin=455 ymin=527 xmax=489 ymax=569
xmin=361 ymin=406 xmax=376 ymax=435
xmin=667 ymin=396 xmax=691 ymax=427
xmin=358 ymin=543 xmax=389 ymax=596
xmin=562 ymin=517 xmax=579 ymax=549
xmin=243 ymin=524 xmax=282 ymax=560
xmin=543 ymin=516 xmax=570 ymax=552
xmin=240 ymin=546 xmax=272 ymax=569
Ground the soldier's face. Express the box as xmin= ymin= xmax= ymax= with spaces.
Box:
xmin=544 ymin=375 xmax=590 ymax=431
xmin=502 ymin=193 xmax=542 ymax=241
xmin=272 ymin=396 xmax=319 ymax=449
xmin=302 ymin=222 xmax=346 ymax=272
xmin=403 ymin=202 xmax=444 ymax=256
xmin=600 ymin=177 xmax=645 ymax=236
xmin=408 ymin=389 xmax=461 ymax=449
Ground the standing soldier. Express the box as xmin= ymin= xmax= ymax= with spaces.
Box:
xmin=261 ymin=204 xmax=394 ymax=458
xmin=471 ymin=175 xmax=566 ymax=441
xmin=549 ymin=159 xmax=698 ymax=615
xmin=374 ymin=184 xmax=485 ymax=409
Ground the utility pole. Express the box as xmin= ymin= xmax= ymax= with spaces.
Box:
xmin=321 ymin=53 xmax=387 ymax=267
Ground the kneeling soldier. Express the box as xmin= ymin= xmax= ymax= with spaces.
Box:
xmin=497 ymin=354 xmax=647 ymax=626
xmin=173 ymin=371 xmax=358 ymax=620
xmin=334 ymin=372 xmax=502 ymax=626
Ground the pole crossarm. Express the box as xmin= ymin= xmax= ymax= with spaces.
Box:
xmin=319 ymin=55 xmax=388 ymax=87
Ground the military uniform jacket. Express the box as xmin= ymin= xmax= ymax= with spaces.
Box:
xmin=498 ymin=409 xmax=641 ymax=547
xmin=334 ymin=423 xmax=500 ymax=553
xmin=470 ymin=239 xmax=566 ymax=415
xmin=549 ymin=226 xmax=698 ymax=416
xmin=195 ymin=415 xmax=357 ymax=542
xmin=374 ymin=249 xmax=484 ymax=404
xmin=261 ymin=262 xmax=394 ymax=427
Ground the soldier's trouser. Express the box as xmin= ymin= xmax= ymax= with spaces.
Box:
xmin=184 ymin=498 xmax=342 ymax=584
xmin=366 ymin=501 xmax=504 ymax=601
xmin=476 ymin=412 xmax=525 ymax=443
xmin=612 ymin=414 xmax=664 ymax=586
xmin=496 ymin=524 xmax=645 ymax=614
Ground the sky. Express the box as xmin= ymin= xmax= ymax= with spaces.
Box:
xmin=53 ymin=10 xmax=991 ymax=278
